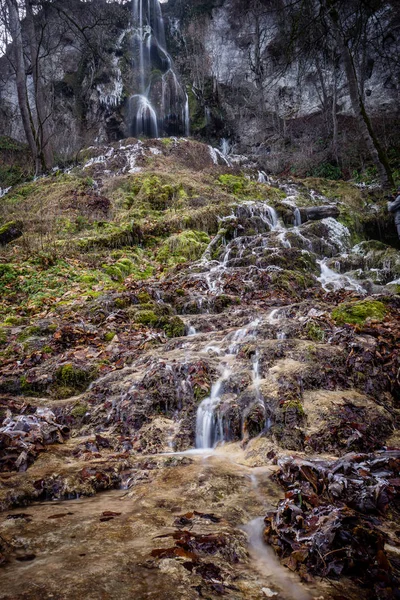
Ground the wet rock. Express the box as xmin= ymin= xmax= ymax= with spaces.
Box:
xmin=300 ymin=205 xmax=340 ymax=222
xmin=0 ymin=408 xmax=70 ymax=472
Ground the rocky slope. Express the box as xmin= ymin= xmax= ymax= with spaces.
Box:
xmin=0 ymin=138 xmax=399 ymax=599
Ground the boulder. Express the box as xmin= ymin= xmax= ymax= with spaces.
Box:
xmin=300 ymin=205 xmax=340 ymax=222
xmin=0 ymin=220 xmax=23 ymax=245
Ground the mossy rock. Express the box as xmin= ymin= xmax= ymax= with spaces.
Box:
xmin=0 ymin=221 xmax=23 ymax=245
xmin=212 ymin=294 xmax=240 ymax=313
xmin=157 ymin=230 xmax=210 ymax=265
xmin=17 ymin=326 xmax=42 ymax=342
xmin=134 ymin=309 xmax=159 ymax=328
xmin=125 ymin=174 xmax=187 ymax=211
xmin=270 ymin=269 xmax=316 ymax=293
xmin=78 ymin=223 xmax=138 ymax=250
xmin=305 ymin=321 xmax=325 ymax=342
xmin=133 ymin=309 xmax=185 ymax=338
xmin=71 ymin=402 xmax=89 ymax=418
xmin=332 ymin=299 xmax=388 ymax=326
xmin=53 ymin=364 xmax=97 ymax=398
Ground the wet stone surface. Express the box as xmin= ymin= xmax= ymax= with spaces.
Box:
xmin=0 ymin=165 xmax=399 ymax=599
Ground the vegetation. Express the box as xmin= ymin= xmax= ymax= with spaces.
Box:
xmin=332 ymin=300 xmax=388 ymax=326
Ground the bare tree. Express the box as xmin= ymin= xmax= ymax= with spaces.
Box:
xmin=323 ymin=0 xmax=394 ymax=187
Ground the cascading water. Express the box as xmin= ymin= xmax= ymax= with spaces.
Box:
xmin=195 ymin=366 xmax=231 ymax=450
xmin=192 ymin=197 xmax=373 ymax=451
xmin=129 ymin=0 xmax=189 ymax=137
xmin=195 ymin=319 xmax=261 ymax=450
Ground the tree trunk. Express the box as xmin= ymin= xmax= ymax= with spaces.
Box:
xmin=325 ymin=1 xmax=394 ymax=188
xmin=25 ymin=0 xmax=54 ymax=171
xmin=6 ymin=0 xmax=38 ymax=171
xmin=332 ymin=62 xmax=339 ymax=164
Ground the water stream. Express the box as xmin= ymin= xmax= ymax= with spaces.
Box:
xmin=129 ymin=0 xmax=189 ymax=137
xmin=191 ymin=199 xmax=371 ymax=451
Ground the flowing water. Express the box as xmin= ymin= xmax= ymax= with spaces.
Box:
xmin=0 ymin=191 xmax=379 ymax=599
xmin=190 ymin=198 xmax=371 ymax=452
xmin=129 ymin=0 xmax=189 ymax=137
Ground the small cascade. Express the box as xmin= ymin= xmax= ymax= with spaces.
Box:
xmin=195 ymin=319 xmax=261 ymax=450
xmin=220 ymin=138 xmax=231 ymax=157
xmin=129 ymin=0 xmax=189 ymax=137
xmin=294 ymin=207 xmax=302 ymax=227
xmin=257 ymin=171 xmax=268 ymax=184
xmin=209 ymin=145 xmax=231 ymax=167
xmin=236 ymin=202 xmax=279 ymax=230
xmin=195 ymin=366 xmax=231 ymax=449
xmin=0 ymin=186 xmax=11 ymax=198
xmin=318 ymin=258 xmax=366 ymax=293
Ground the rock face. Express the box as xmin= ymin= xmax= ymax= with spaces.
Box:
xmin=0 ymin=0 xmax=399 ymax=163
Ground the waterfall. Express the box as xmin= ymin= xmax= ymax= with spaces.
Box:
xmin=317 ymin=258 xmax=365 ymax=293
xmin=221 ymin=138 xmax=230 ymax=156
xmin=129 ymin=0 xmax=189 ymax=138
xmin=196 ymin=367 xmax=231 ymax=449
xmin=195 ymin=319 xmax=261 ymax=450
xmin=294 ymin=208 xmax=302 ymax=227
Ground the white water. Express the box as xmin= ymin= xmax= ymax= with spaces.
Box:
xmin=195 ymin=366 xmax=231 ymax=449
xmin=0 ymin=186 xmax=11 ymax=198
xmin=294 ymin=207 xmax=302 ymax=227
xmin=220 ymin=138 xmax=231 ymax=156
xmin=129 ymin=0 xmax=189 ymax=137
xmin=258 ymin=171 xmax=268 ymax=184
xmin=194 ymin=201 xmax=370 ymax=449
xmin=318 ymin=258 xmax=366 ymax=293
xmin=196 ymin=319 xmax=261 ymax=450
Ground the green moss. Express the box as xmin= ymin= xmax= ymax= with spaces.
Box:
xmin=71 ymin=402 xmax=89 ymax=418
xmin=3 ymin=315 xmax=23 ymax=325
xmin=0 ymin=328 xmax=7 ymax=346
xmin=161 ymin=316 xmax=185 ymax=338
xmin=125 ymin=174 xmax=186 ymax=211
xmin=270 ymin=270 xmax=315 ymax=293
xmin=17 ymin=326 xmax=41 ymax=341
xmin=40 ymin=345 xmax=53 ymax=354
xmin=137 ymin=291 xmax=151 ymax=304
xmin=306 ymin=321 xmax=325 ymax=342
xmin=213 ymin=294 xmax=240 ymax=313
xmin=282 ymin=399 xmax=305 ymax=417
xmin=54 ymin=364 xmax=97 ymax=397
xmin=103 ymin=258 xmax=137 ymax=282
xmin=20 ymin=376 xmax=41 ymax=396
xmin=79 ymin=274 xmax=99 ymax=285
xmin=157 ymin=230 xmax=210 ymax=265
xmin=104 ymin=331 xmax=116 ymax=342
xmin=0 ymin=220 xmax=23 ymax=245
xmin=332 ymin=299 xmax=388 ymax=326
xmin=193 ymin=384 xmax=211 ymax=401
xmin=78 ymin=223 xmax=136 ymax=250
xmin=134 ymin=309 xmax=159 ymax=328
xmin=133 ymin=309 xmax=185 ymax=338
xmin=114 ymin=296 xmax=131 ymax=309
xmin=217 ymin=174 xmax=249 ymax=195
xmin=160 ymin=138 xmax=174 ymax=147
